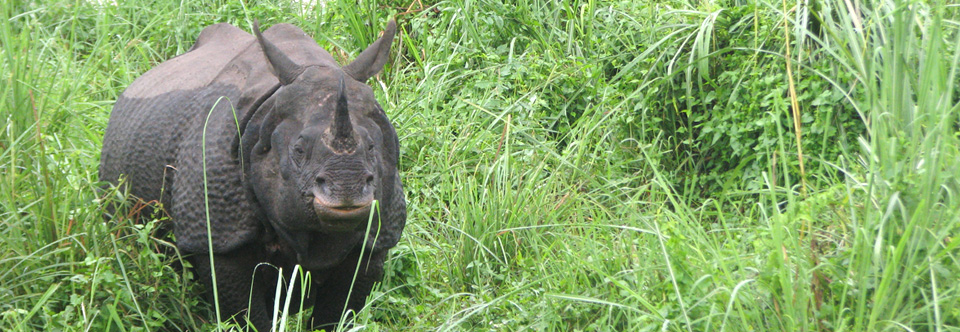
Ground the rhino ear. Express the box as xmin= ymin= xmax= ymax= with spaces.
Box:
xmin=343 ymin=19 xmax=397 ymax=82
xmin=254 ymin=20 xmax=303 ymax=85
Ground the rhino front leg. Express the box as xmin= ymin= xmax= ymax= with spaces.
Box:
xmin=191 ymin=246 xmax=272 ymax=332
xmin=310 ymin=249 xmax=387 ymax=330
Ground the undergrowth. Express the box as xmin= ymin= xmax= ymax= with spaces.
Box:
xmin=1 ymin=0 xmax=958 ymax=331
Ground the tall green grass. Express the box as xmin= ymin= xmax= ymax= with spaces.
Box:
xmin=1 ymin=0 xmax=957 ymax=331
xmin=827 ymin=1 xmax=960 ymax=329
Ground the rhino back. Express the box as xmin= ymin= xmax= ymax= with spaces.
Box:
xmin=100 ymin=23 xmax=256 ymax=192
xmin=121 ymin=23 xmax=254 ymax=100
xmin=99 ymin=23 xmax=281 ymax=253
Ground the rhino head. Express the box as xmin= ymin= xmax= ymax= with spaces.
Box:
xmin=242 ymin=21 xmax=398 ymax=261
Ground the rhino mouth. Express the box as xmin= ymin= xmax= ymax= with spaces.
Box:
xmin=312 ymin=196 xmax=374 ymax=231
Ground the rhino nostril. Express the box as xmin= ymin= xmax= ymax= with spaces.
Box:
xmin=315 ymin=175 xmax=327 ymax=188
xmin=365 ymin=174 xmax=374 ymax=186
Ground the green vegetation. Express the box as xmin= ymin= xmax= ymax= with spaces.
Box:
xmin=2 ymin=0 xmax=959 ymax=330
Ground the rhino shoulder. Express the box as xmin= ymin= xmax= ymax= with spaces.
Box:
xmin=189 ymin=23 xmax=249 ymax=51
xmin=260 ymin=23 xmax=339 ymax=69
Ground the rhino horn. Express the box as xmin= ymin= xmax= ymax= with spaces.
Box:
xmin=330 ymin=74 xmax=357 ymax=153
xmin=343 ymin=19 xmax=397 ymax=82
xmin=253 ymin=20 xmax=302 ymax=85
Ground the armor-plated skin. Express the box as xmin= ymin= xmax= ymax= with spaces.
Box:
xmin=99 ymin=20 xmax=405 ymax=331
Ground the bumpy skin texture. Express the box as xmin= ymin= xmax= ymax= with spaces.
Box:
xmin=100 ymin=22 xmax=405 ymax=331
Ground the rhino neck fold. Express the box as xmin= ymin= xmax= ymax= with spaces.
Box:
xmin=268 ymin=223 xmax=365 ymax=270
xmin=271 ymin=224 xmax=309 ymax=262
xmin=238 ymin=83 xmax=282 ymax=173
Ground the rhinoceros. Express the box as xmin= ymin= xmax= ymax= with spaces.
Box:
xmin=99 ymin=20 xmax=406 ymax=330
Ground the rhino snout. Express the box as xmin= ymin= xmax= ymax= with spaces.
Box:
xmin=310 ymin=172 xmax=376 ymax=230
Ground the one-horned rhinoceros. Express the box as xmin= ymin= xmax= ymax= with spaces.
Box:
xmin=99 ymin=20 xmax=406 ymax=330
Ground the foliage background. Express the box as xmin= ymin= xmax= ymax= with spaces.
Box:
xmin=1 ymin=0 xmax=958 ymax=331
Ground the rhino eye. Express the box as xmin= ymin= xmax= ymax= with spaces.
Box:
xmin=292 ymin=140 xmax=305 ymax=166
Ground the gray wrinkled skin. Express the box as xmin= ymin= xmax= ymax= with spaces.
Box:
xmin=99 ymin=21 xmax=405 ymax=331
